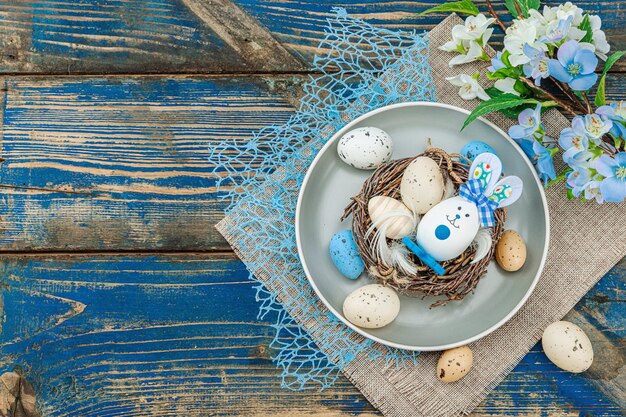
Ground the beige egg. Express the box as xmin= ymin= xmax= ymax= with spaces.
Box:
xmin=542 ymin=321 xmax=593 ymax=373
xmin=495 ymin=230 xmax=527 ymax=272
xmin=368 ymin=196 xmax=415 ymax=239
xmin=437 ymin=346 xmax=473 ymax=383
xmin=343 ymin=284 xmax=400 ymax=329
xmin=400 ymin=156 xmax=445 ymax=214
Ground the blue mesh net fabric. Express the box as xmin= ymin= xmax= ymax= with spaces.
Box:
xmin=210 ymin=8 xmax=436 ymax=391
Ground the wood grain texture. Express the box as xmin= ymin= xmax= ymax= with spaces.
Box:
xmin=234 ymin=0 xmax=626 ymax=70
xmin=1 ymin=74 xmax=625 ymax=252
xmin=0 ymin=0 xmax=252 ymax=74
xmin=0 ymin=75 xmax=298 ymax=251
xmin=0 ymin=1 xmax=624 ymax=74
xmin=0 ymin=254 xmax=622 ymax=416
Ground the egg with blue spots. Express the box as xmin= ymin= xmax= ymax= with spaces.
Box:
xmin=461 ymin=141 xmax=497 ymax=162
xmin=329 ymin=230 xmax=365 ymax=280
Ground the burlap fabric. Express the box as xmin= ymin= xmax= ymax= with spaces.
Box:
xmin=217 ymin=14 xmax=626 ymax=417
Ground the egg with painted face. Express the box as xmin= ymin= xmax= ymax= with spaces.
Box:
xmin=415 ymin=196 xmax=479 ymax=261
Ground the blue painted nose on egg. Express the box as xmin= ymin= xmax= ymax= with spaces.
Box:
xmin=455 ymin=214 xmax=460 ymax=219
xmin=435 ymin=224 xmax=450 ymax=240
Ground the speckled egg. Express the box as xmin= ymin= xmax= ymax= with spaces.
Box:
xmin=542 ymin=321 xmax=594 ymax=373
xmin=495 ymin=230 xmax=527 ymax=272
xmin=460 ymin=141 xmax=498 ymax=162
xmin=343 ymin=284 xmax=400 ymax=329
xmin=329 ymin=230 xmax=365 ymax=280
xmin=337 ymin=127 xmax=393 ymax=170
xmin=437 ymin=346 xmax=473 ymax=383
xmin=368 ymin=196 xmax=415 ymax=239
xmin=400 ymin=156 xmax=445 ymax=214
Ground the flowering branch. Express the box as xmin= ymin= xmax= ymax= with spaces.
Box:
xmin=484 ymin=0 xmax=507 ymax=32
xmin=428 ymin=0 xmax=626 ymax=203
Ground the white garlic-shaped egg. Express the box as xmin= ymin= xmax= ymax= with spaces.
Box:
xmin=343 ymin=284 xmax=400 ymax=328
xmin=416 ymin=196 xmax=479 ymax=261
xmin=542 ymin=321 xmax=594 ymax=373
xmin=368 ymin=196 xmax=415 ymax=240
xmin=337 ymin=127 xmax=393 ymax=170
xmin=400 ymin=156 xmax=445 ymax=214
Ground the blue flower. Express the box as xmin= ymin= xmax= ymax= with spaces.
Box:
xmin=508 ymin=104 xmax=542 ymax=140
xmin=532 ymin=140 xmax=557 ymax=185
xmin=595 ymin=152 xmax=626 ymax=202
xmin=523 ymin=44 xmax=550 ymax=86
xmin=488 ymin=51 xmax=506 ymax=72
xmin=559 ymin=116 xmax=589 ymax=163
xmin=582 ymin=113 xmax=613 ymax=142
xmin=566 ymin=166 xmax=592 ymax=197
xmin=540 ymin=16 xmax=573 ymax=44
xmin=596 ymin=101 xmax=626 ymax=138
xmin=548 ymin=40 xmax=598 ymax=91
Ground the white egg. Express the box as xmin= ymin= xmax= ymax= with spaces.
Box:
xmin=542 ymin=321 xmax=594 ymax=373
xmin=400 ymin=156 xmax=445 ymax=214
xmin=337 ymin=127 xmax=393 ymax=170
xmin=368 ymin=196 xmax=415 ymax=239
xmin=343 ymin=284 xmax=400 ymax=328
xmin=416 ymin=196 xmax=479 ymax=261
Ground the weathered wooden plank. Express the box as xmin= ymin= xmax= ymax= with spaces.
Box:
xmin=0 ymin=0 xmax=279 ymax=74
xmin=0 ymin=75 xmax=298 ymax=251
xmin=0 ymin=74 xmax=625 ymax=252
xmin=0 ymin=1 xmax=624 ymax=74
xmin=232 ymin=0 xmax=626 ymax=70
xmin=0 ymin=254 xmax=622 ymax=416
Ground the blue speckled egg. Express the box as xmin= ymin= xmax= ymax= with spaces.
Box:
xmin=329 ymin=230 xmax=365 ymax=280
xmin=461 ymin=141 xmax=497 ymax=162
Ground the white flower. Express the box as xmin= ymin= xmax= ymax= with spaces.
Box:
xmin=566 ymin=26 xmax=587 ymax=42
xmin=440 ymin=37 xmax=463 ymax=53
xmin=446 ymin=74 xmax=490 ymax=101
xmin=504 ymin=18 xmax=546 ymax=67
xmin=451 ymin=13 xmax=496 ymax=42
xmin=543 ymin=2 xmax=584 ymax=26
xmin=448 ymin=40 xmax=485 ymax=67
xmin=589 ymin=15 xmax=610 ymax=60
xmin=494 ymin=78 xmax=520 ymax=96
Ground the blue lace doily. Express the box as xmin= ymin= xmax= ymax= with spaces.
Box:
xmin=210 ymin=8 xmax=436 ymax=391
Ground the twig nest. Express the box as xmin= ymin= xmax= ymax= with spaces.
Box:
xmin=342 ymin=148 xmax=506 ymax=306
xmin=343 ymin=284 xmax=400 ymax=328
xmin=367 ymin=196 xmax=414 ymax=239
xmin=400 ymin=156 xmax=445 ymax=214
xmin=495 ymin=230 xmax=526 ymax=271
xmin=437 ymin=346 xmax=473 ymax=383
xmin=542 ymin=321 xmax=593 ymax=373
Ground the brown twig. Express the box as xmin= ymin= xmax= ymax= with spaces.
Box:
xmin=513 ymin=1 xmax=523 ymax=18
xmin=549 ymin=77 xmax=588 ymax=114
xmin=518 ymin=77 xmax=579 ymax=117
xmin=485 ymin=0 xmax=507 ymax=32
xmin=581 ymin=91 xmax=593 ymax=114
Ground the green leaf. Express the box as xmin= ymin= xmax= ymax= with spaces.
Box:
xmin=504 ymin=0 xmax=540 ymax=18
xmin=462 ymin=95 xmax=538 ymax=130
xmin=417 ymin=0 xmax=479 ymax=16
xmin=547 ymin=169 xmax=572 ymax=187
xmin=566 ymin=188 xmax=575 ymax=200
xmin=486 ymin=66 xmax=522 ymax=80
xmin=595 ymin=50 xmax=626 ymax=107
xmin=578 ymin=15 xmax=593 ymax=43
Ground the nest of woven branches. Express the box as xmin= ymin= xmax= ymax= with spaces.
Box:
xmin=341 ymin=147 xmax=506 ymax=307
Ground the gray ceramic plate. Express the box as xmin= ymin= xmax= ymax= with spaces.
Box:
xmin=296 ymin=102 xmax=549 ymax=351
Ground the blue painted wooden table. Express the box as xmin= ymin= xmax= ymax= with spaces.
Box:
xmin=0 ymin=1 xmax=623 ymax=416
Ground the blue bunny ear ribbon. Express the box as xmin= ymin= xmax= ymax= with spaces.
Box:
xmin=459 ymin=179 xmax=499 ymax=227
